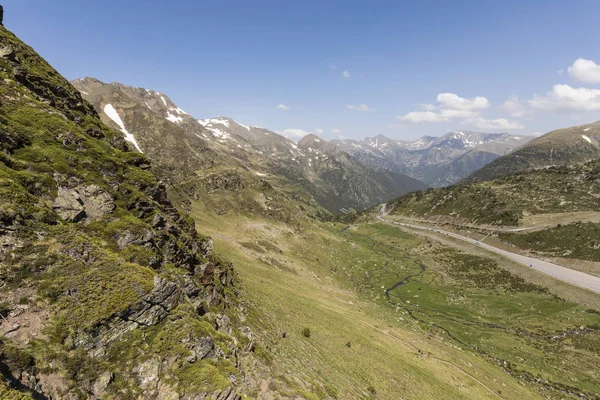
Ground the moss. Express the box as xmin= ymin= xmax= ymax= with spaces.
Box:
xmin=175 ymin=361 xmax=233 ymax=394
xmin=38 ymin=256 xmax=155 ymax=330
xmin=0 ymin=381 xmax=33 ymax=400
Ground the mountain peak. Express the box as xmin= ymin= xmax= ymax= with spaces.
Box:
xmin=298 ymin=134 xmax=326 ymax=149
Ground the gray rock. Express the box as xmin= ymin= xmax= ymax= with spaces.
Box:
xmin=215 ymin=314 xmax=232 ymax=335
xmin=78 ymin=184 xmax=115 ymax=219
xmin=0 ymin=45 xmax=15 ymax=60
xmin=53 ymin=187 xmax=86 ymax=222
xmin=53 ymin=184 xmax=115 ymax=222
xmin=186 ymin=336 xmax=214 ymax=363
xmin=92 ymin=371 xmax=113 ymax=397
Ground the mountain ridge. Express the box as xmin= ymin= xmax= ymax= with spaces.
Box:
xmin=464 ymin=121 xmax=600 ymax=183
xmin=332 ymin=131 xmax=533 ymax=187
xmin=72 ymin=77 xmax=428 ymax=214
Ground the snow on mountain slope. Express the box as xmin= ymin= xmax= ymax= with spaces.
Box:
xmin=332 ymin=131 xmax=533 ymax=187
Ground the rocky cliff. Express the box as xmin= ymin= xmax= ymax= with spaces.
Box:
xmin=0 ymin=19 xmax=248 ymax=400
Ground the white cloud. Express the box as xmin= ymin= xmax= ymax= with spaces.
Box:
xmin=331 ymin=129 xmax=342 ymax=134
xmin=528 ymin=84 xmax=600 ymax=112
xmin=280 ymin=129 xmax=311 ymax=140
xmin=399 ymin=92 xmax=522 ymax=130
xmin=346 ymin=104 xmax=374 ymax=112
xmin=315 ymin=128 xmax=324 ymax=134
xmin=437 ymin=93 xmax=489 ymax=111
xmin=399 ymin=93 xmax=490 ymax=123
xmin=568 ymin=58 xmax=600 ymax=84
xmin=398 ymin=111 xmax=447 ymax=123
xmin=465 ymin=116 xmax=524 ymax=130
xmin=501 ymin=96 xmax=530 ymax=118
xmin=342 ymin=70 xmax=351 ymax=79
xmin=276 ymin=104 xmax=291 ymax=111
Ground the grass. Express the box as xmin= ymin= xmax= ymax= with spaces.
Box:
xmin=189 ymin=202 xmax=600 ymax=399
xmin=500 ymin=222 xmax=600 ymax=262
xmin=389 ymin=159 xmax=600 ymax=226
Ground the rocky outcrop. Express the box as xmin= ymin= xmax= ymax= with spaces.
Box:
xmin=0 ymin=25 xmax=246 ymax=400
xmin=0 ymin=5 xmax=4 ymax=26
xmin=53 ymin=183 xmax=115 ymax=222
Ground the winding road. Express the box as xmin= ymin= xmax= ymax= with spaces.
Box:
xmin=377 ymin=207 xmax=600 ymax=295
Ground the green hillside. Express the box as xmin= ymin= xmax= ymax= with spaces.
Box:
xmin=389 ymin=159 xmax=600 ymax=226
xmin=466 ymin=121 xmax=600 ymax=183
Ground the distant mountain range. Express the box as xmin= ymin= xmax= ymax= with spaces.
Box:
xmin=72 ymin=78 xmax=427 ymax=214
xmin=332 ymin=131 xmax=533 ymax=187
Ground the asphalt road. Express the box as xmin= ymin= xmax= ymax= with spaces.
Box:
xmin=379 ymin=215 xmax=600 ymax=295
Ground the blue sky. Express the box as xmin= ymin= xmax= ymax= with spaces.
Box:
xmin=4 ymin=0 xmax=600 ymax=141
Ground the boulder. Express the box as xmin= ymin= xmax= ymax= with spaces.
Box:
xmin=53 ymin=184 xmax=115 ymax=222
xmin=78 ymin=184 xmax=115 ymax=219
xmin=53 ymin=187 xmax=85 ymax=222
xmin=215 ymin=314 xmax=232 ymax=335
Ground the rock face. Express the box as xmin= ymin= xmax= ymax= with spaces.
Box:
xmin=0 ymin=5 xmax=4 ymax=26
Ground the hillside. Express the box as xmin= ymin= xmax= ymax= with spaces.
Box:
xmin=72 ymin=78 xmax=427 ymax=214
xmin=0 ymin=24 xmax=249 ymax=399
xmin=387 ymin=158 xmax=600 ymax=226
xmin=333 ymin=131 xmax=532 ymax=187
xmin=465 ymin=121 xmax=600 ymax=182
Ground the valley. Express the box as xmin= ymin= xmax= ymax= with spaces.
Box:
xmin=188 ymin=198 xmax=600 ymax=399
xmin=1 ymin=4 xmax=600 ymax=400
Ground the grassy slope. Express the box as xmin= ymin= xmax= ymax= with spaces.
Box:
xmin=466 ymin=120 xmax=600 ymax=183
xmin=190 ymin=197 xmax=600 ymax=399
xmin=500 ymin=222 xmax=600 ymax=262
xmin=388 ymin=159 xmax=600 ymax=226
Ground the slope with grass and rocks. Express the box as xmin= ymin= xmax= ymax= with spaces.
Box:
xmin=0 ymin=22 xmax=256 ymax=400
xmin=387 ymin=155 xmax=600 ymax=227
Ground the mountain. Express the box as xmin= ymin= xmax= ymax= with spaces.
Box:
xmin=0 ymin=24 xmax=246 ymax=399
xmin=72 ymin=78 xmax=427 ymax=214
xmin=332 ymin=131 xmax=533 ymax=187
xmin=465 ymin=121 xmax=600 ymax=183
xmin=387 ymin=158 xmax=600 ymax=226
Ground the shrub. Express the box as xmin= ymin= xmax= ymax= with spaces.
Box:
xmin=301 ymin=327 xmax=311 ymax=338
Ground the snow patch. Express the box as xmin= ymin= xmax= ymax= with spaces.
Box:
xmin=166 ymin=112 xmax=183 ymax=124
xmin=144 ymin=101 xmax=151 ymax=109
xmin=582 ymin=135 xmax=592 ymax=143
xmin=584 ymin=127 xmax=591 ymax=132
xmin=80 ymin=90 xmax=89 ymax=95
xmin=103 ymin=104 xmax=143 ymax=152
xmin=208 ymin=117 xmax=230 ymax=127
xmin=206 ymin=127 xmax=231 ymax=140
xmin=255 ymin=172 xmax=267 ymax=177
xmin=161 ymin=96 xmax=167 ymax=106
xmin=198 ymin=119 xmax=209 ymax=127
xmin=169 ymin=106 xmax=188 ymax=115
